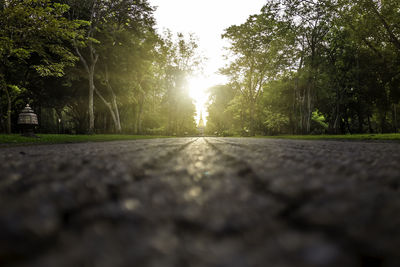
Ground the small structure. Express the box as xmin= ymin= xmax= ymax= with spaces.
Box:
xmin=18 ymin=104 xmax=39 ymax=137
xmin=198 ymin=112 xmax=205 ymax=136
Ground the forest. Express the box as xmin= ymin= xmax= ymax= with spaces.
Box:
xmin=1 ymin=0 xmax=400 ymax=136
xmin=207 ymin=0 xmax=400 ymax=136
xmin=0 ymin=0 xmax=200 ymax=135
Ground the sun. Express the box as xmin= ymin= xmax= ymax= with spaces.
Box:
xmin=187 ymin=74 xmax=227 ymax=125
xmin=188 ymin=76 xmax=210 ymax=125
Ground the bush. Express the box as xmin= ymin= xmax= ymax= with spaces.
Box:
xmin=222 ymin=130 xmax=235 ymax=137
xmin=145 ymin=127 xmax=165 ymax=135
xmin=311 ymin=109 xmax=328 ymax=134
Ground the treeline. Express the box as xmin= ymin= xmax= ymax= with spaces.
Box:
xmin=207 ymin=0 xmax=400 ymax=136
xmin=0 ymin=0 xmax=200 ymax=135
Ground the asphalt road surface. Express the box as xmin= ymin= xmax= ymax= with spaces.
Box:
xmin=1 ymin=137 xmax=400 ymax=267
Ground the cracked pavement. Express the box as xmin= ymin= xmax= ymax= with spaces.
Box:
xmin=0 ymin=137 xmax=400 ymax=267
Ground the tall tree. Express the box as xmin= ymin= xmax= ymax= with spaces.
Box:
xmin=0 ymin=0 xmax=84 ymax=133
xmin=206 ymin=84 xmax=235 ymax=135
xmin=65 ymin=0 xmax=155 ymax=133
xmin=222 ymin=4 xmax=287 ymax=135
xmin=281 ymin=0 xmax=336 ymax=133
xmin=158 ymin=32 xmax=201 ymax=135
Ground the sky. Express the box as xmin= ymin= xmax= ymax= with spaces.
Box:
xmin=148 ymin=0 xmax=266 ymax=123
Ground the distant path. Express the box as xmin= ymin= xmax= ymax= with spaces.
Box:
xmin=1 ymin=137 xmax=400 ymax=267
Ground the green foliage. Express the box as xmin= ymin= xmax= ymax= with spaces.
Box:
xmin=263 ymin=109 xmax=289 ymax=135
xmin=7 ymin=85 xmax=23 ymax=95
xmin=0 ymin=0 xmax=84 ymax=76
xmin=0 ymin=0 xmax=87 ymax=133
xmin=0 ymin=0 xmax=203 ymax=135
xmin=311 ymin=110 xmax=328 ymax=129
xmin=206 ymin=85 xmax=235 ymax=135
xmin=311 ymin=109 xmax=328 ymax=134
xmin=207 ymin=0 xmax=400 ymax=136
xmin=220 ymin=6 xmax=288 ymax=135
xmin=3 ymin=0 xmax=399 ymax=136
xmin=155 ymin=31 xmax=200 ymax=135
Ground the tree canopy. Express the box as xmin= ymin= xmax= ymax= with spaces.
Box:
xmin=207 ymin=0 xmax=400 ymax=136
xmin=1 ymin=0 xmax=399 ymax=136
xmin=0 ymin=0 xmax=201 ymax=135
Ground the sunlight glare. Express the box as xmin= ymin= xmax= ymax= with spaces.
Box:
xmin=188 ymin=76 xmax=211 ymax=125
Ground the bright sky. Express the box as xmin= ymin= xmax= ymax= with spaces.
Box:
xmin=148 ymin=0 xmax=266 ymax=124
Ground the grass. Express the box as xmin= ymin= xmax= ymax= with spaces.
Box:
xmin=255 ymin=133 xmax=400 ymax=141
xmin=1 ymin=133 xmax=400 ymax=146
xmin=0 ymin=134 xmax=169 ymax=146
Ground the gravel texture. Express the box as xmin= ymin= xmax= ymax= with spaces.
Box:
xmin=0 ymin=137 xmax=399 ymax=267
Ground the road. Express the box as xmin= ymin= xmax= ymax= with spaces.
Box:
xmin=0 ymin=137 xmax=399 ymax=267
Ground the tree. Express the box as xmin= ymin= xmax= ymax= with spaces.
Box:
xmin=63 ymin=0 xmax=155 ymax=133
xmin=216 ymin=0 xmax=400 ymax=136
xmin=206 ymin=85 xmax=235 ymax=135
xmin=222 ymin=3 xmax=290 ymax=135
xmin=0 ymin=0 xmax=84 ymax=133
xmin=281 ymin=0 xmax=336 ymax=133
xmin=158 ymin=32 xmax=201 ymax=135
xmin=95 ymin=0 xmax=156 ymax=133
xmin=339 ymin=0 xmax=400 ymax=132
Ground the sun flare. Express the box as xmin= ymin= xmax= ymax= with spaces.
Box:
xmin=188 ymin=76 xmax=211 ymax=125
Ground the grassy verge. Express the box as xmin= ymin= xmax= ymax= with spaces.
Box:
xmin=255 ymin=133 xmax=400 ymax=141
xmin=2 ymin=133 xmax=399 ymax=146
xmin=0 ymin=134 xmax=169 ymax=146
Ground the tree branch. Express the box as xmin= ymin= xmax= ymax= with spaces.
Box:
xmin=73 ymin=41 xmax=90 ymax=74
xmin=368 ymin=0 xmax=400 ymax=51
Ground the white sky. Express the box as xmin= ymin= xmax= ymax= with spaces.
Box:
xmin=148 ymin=0 xmax=266 ymax=123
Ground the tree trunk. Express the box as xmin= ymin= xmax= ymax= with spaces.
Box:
xmin=357 ymin=110 xmax=364 ymax=134
xmin=333 ymin=108 xmax=339 ymax=134
xmin=135 ymin=108 xmax=139 ymax=134
xmin=133 ymin=94 xmax=144 ymax=134
xmin=291 ymin=84 xmax=297 ymax=134
xmin=380 ymin=110 xmax=387 ymax=133
xmin=299 ymin=93 xmax=305 ymax=134
xmin=104 ymin=66 xmax=121 ymax=133
xmin=74 ymin=42 xmax=98 ymax=134
xmin=111 ymin=94 xmax=121 ymax=132
xmin=306 ymin=84 xmax=312 ymax=133
xmin=394 ymin=104 xmax=398 ymax=133
xmin=137 ymin=98 xmax=144 ymax=134
xmin=293 ymin=54 xmax=303 ymax=134
xmin=306 ymin=49 xmax=316 ymax=134
xmin=134 ymin=104 xmax=140 ymax=134
xmin=88 ymin=69 xmax=95 ymax=133
xmin=249 ymin=99 xmax=255 ymax=136
xmin=367 ymin=114 xmax=373 ymax=133
xmin=344 ymin=109 xmax=352 ymax=134
xmin=94 ymin=88 xmax=119 ymax=133
xmin=333 ymin=86 xmax=340 ymax=134
xmin=4 ymin=86 xmax=11 ymax=134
